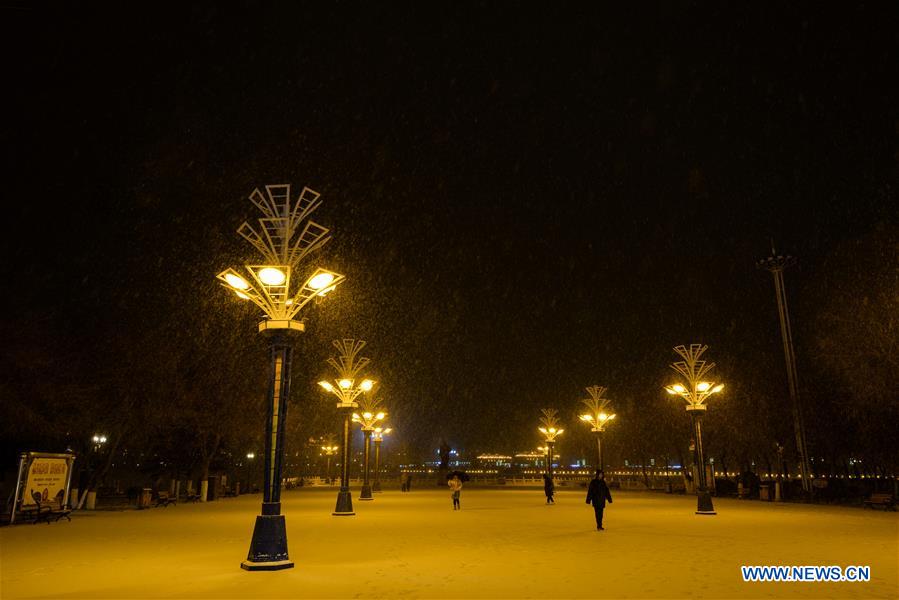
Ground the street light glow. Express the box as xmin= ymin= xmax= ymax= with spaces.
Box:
xmin=225 ymin=273 xmax=250 ymax=289
xmin=307 ymin=272 xmax=335 ymax=290
xmin=318 ymin=381 xmax=334 ymax=392
xmin=339 ymin=379 xmax=353 ymax=389
xmin=258 ymin=267 xmax=286 ymax=286
xmin=360 ymin=379 xmax=374 ymax=391
xmin=697 ymin=381 xmax=711 ymax=392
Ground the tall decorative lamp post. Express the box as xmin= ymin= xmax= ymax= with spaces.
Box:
xmin=371 ymin=427 xmax=392 ymax=492
xmin=216 ymin=184 xmax=345 ymax=571
xmin=352 ymin=397 xmax=386 ymax=501
xmin=318 ymin=339 xmax=374 ymax=516
xmin=664 ymin=344 xmax=724 ymax=515
xmin=321 ymin=435 xmax=339 ymax=485
xmin=538 ymin=409 xmax=564 ymax=481
xmin=578 ymin=386 xmax=616 ymax=472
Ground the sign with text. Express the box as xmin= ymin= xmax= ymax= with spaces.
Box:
xmin=23 ymin=457 xmax=70 ymax=506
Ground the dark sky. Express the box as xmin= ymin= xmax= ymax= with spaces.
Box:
xmin=5 ymin=3 xmax=897 ymax=458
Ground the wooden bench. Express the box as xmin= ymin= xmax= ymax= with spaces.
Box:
xmin=155 ymin=491 xmax=176 ymax=508
xmin=29 ymin=492 xmax=72 ymax=524
xmin=863 ymin=493 xmax=896 ymax=511
xmin=185 ymin=492 xmax=201 ymax=503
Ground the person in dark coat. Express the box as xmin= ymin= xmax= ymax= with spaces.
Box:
xmin=543 ymin=474 xmax=555 ymax=504
xmin=586 ymin=470 xmax=613 ymax=530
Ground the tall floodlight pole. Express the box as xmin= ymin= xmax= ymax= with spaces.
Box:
xmin=352 ymin=397 xmax=386 ymax=501
xmin=665 ymin=344 xmax=725 ymax=516
xmin=757 ymin=246 xmax=812 ymax=495
xmin=318 ymin=339 xmax=375 ymax=516
xmin=578 ymin=386 xmax=617 ymax=471
xmin=538 ymin=409 xmax=564 ymax=481
xmin=371 ymin=427 xmax=392 ymax=492
xmin=216 ymin=184 xmax=345 ymax=571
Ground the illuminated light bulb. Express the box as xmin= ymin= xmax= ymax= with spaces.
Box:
xmin=360 ymin=379 xmax=374 ymax=391
xmin=712 ymin=384 xmax=724 ymax=393
xmin=258 ymin=267 xmax=286 ymax=286
xmin=375 ymin=412 xmax=385 ymax=420
xmin=339 ymin=379 xmax=352 ymax=389
xmin=318 ymin=381 xmax=333 ymax=392
xmin=235 ymin=290 xmax=250 ymax=300
xmin=92 ymin=435 xmax=100 ymax=443
xmin=599 ymin=413 xmax=607 ymax=421
xmin=580 ymin=414 xmax=592 ymax=421
xmin=697 ymin=382 xmax=711 ymax=392
xmin=317 ymin=285 xmax=336 ymax=297
xmin=672 ymin=384 xmax=686 ymax=393
xmin=225 ymin=273 xmax=250 ymax=290
xmin=363 ymin=412 xmax=373 ymax=420
xmin=307 ymin=272 xmax=335 ymax=290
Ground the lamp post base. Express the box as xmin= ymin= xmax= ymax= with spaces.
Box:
xmin=695 ymin=490 xmax=716 ymax=515
xmin=372 ymin=481 xmax=382 ymax=493
xmin=333 ymin=488 xmax=355 ymax=516
xmin=242 ymin=513 xmax=293 ymax=569
xmin=359 ymin=484 xmax=374 ymax=500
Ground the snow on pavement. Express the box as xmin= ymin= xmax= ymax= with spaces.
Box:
xmin=1 ymin=487 xmax=896 ymax=599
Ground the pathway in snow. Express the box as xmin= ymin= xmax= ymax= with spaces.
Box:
xmin=1 ymin=487 xmax=896 ymax=598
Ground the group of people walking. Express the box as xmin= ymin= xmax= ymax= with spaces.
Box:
xmin=446 ymin=470 xmax=613 ymax=529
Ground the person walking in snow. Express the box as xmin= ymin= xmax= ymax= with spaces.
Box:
xmin=543 ymin=473 xmax=555 ymax=504
xmin=448 ymin=474 xmax=463 ymax=510
xmin=586 ymin=470 xmax=613 ymax=530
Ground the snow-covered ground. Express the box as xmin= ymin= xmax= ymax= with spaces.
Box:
xmin=1 ymin=487 xmax=896 ymax=599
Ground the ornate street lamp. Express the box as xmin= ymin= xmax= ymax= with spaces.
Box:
xmin=321 ymin=435 xmax=338 ymax=485
xmin=665 ymin=344 xmax=725 ymax=515
xmin=318 ymin=339 xmax=374 ymax=516
xmin=216 ymin=184 xmax=345 ymax=571
xmin=578 ymin=385 xmax=616 ymax=472
xmin=371 ymin=427 xmax=392 ymax=493
xmin=537 ymin=409 xmax=564 ymax=481
xmin=352 ymin=397 xmax=386 ymax=501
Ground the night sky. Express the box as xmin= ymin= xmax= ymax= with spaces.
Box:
xmin=5 ymin=4 xmax=897 ymax=459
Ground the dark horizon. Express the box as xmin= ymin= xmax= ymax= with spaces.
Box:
xmin=4 ymin=4 xmax=897 ymax=466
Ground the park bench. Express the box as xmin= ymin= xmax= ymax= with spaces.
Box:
xmin=155 ymin=491 xmax=176 ymax=508
xmin=862 ymin=493 xmax=896 ymax=511
xmin=29 ymin=491 xmax=72 ymax=524
xmin=185 ymin=492 xmax=201 ymax=503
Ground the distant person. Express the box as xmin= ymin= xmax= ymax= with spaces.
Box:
xmin=586 ymin=470 xmax=613 ymax=530
xmin=405 ymin=473 xmax=413 ymax=492
xmin=400 ymin=473 xmax=407 ymax=492
xmin=543 ymin=474 xmax=555 ymax=504
xmin=448 ymin=474 xmax=463 ymax=510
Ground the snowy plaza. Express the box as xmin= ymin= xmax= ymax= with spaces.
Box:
xmin=2 ymin=487 xmax=897 ymax=599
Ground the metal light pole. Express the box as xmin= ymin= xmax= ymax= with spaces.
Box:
xmin=352 ymin=399 xmax=386 ymax=501
xmin=216 ymin=184 xmax=345 ymax=571
xmin=371 ymin=427 xmax=392 ymax=493
xmin=665 ymin=344 xmax=725 ymax=516
xmin=538 ymin=409 xmax=564 ymax=481
xmin=321 ymin=441 xmax=338 ymax=484
xmin=578 ymin=385 xmax=616 ymax=471
xmin=318 ymin=339 xmax=375 ymax=516
xmin=757 ymin=246 xmax=812 ymax=495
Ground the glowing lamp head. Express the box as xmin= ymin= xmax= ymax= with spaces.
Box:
xmin=599 ymin=413 xmax=607 ymax=421
xmin=383 ymin=428 xmax=392 ymax=434
xmin=338 ymin=379 xmax=353 ymax=389
xmin=363 ymin=412 xmax=373 ymax=420
xmin=712 ymin=384 xmax=725 ymax=393
xmin=235 ymin=290 xmax=250 ymax=300
xmin=697 ymin=382 xmax=711 ymax=392
xmin=100 ymin=436 xmax=107 ymax=443
xmin=548 ymin=427 xmax=557 ymax=434
xmin=360 ymin=379 xmax=374 ymax=391
xmin=670 ymin=384 xmax=687 ymax=394
xmin=308 ymin=272 xmax=335 ymax=290
xmin=225 ymin=273 xmax=250 ymax=290
xmin=247 ymin=452 xmax=255 ymax=459
xmin=318 ymin=381 xmax=334 ymax=392
xmin=258 ymin=267 xmax=286 ymax=286
xmin=580 ymin=414 xmax=593 ymax=422
xmin=375 ymin=412 xmax=385 ymax=420
xmin=92 ymin=435 xmax=99 ymax=443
